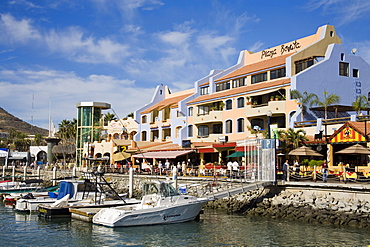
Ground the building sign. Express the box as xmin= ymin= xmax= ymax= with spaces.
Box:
xmin=330 ymin=126 xmax=366 ymax=143
xmin=182 ymin=140 xmax=192 ymax=148
xmin=261 ymin=40 xmax=301 ymax=59
xmin=218 ymin=136 xmax=229 ymax=143
xmin=118 ymin=146 xmax=127 ymax=152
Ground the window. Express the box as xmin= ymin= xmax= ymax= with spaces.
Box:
xmin=198 ymin=105 xmax=209 ymax=115
xmin=353 ymin=69 xmax=359 ymax=78
xmin=237 ymin=118 xmax=244 ymax=133
xmin=232 ymin=77 xmax=245 ymax=88
xmin=188 ymin=125 xmax=193 ymax=137
xmin=198 ymin=125 xmax=209 ymax=137
xmin=200 ymin=86 xmax=209 ymax=95
xmin=225 ymin=120 xmax=232 ymax=134
xmin=237 ymin=97 xmax=244 ymax=108
xmin=216 ymin=81 xmax=231 ymax=92
xmin=175 ymin=126 xmax=181 ymax=138
xmin=340 ymin=53 xmax=345 ymax=61
xmin=339 ymin=62 xmax=349 ymax=76
xmin=295 ymin=58 xmax=314 ymax=74
xmin=141 ymin=115 xmax=147 ymax=124
xmin=270 ymin=67 xmax=286 ymax=80
xmin=251 ymin=72 xmax=267 ymax=84
xmin=251 ymin=118 xmax=264 ymax=130
xmin=295 ymin=56 xmax=323 ymax=74
xmin=226 ymin=99 xmax=232 ymax=110
xmin=212 ymin=123 xmax=223 ymax=134
xmin=141 ymin=131 xmax=147 ymax=141
xmin=188 ymin=107 xmax=193 ymax=116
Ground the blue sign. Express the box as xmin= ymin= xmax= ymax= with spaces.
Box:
xmin=262 ymin=139 xmax=275 ymax=149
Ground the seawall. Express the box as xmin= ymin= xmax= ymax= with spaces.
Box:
xmin=205 ymin=182 xmax=370 ymax=228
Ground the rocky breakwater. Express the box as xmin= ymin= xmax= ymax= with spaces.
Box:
xmin=205 ymin=187 xmax=271 ymax=213
xmin=248 ymin=190 xmax=370 ymax=228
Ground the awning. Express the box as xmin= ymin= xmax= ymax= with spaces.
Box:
xmin=112 ymin=152 xmax=131 ymax=161
xmin=198 ymin=147 xmax=216 ymax=153
xmin=0 ymin=150 xmax=8 ymax=157
xmin=132 ymin=150 xmax=194 ymax=159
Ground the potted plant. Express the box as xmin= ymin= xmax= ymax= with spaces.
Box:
xmin=246 ymin=96 xmax=252 ymax=105
xmin=270 ymin=96 xmax=275 ymax=101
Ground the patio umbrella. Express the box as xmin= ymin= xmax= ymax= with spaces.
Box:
xmin=335 ymin=144 xmax=370 ymax=155
xmin=226 ymin=151 xmax=245 ymax=158
xmin=288 ymin=146 xmax=323 ymax=156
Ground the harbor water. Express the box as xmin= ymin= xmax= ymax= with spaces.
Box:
xmin=0 ymin=202 xmax=369 ymax=247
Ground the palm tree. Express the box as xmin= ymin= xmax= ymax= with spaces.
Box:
xmin=33 ymin=133 xmax=44 ymax=146
xmin=282 ymin=128 xmax=309 ymax=150
xmin=290 ymin=90 xmax=318 ymax=121
xmin=56 ymin=119 xmax=77 ymax=164
xmin=104 ymin=112 xmax=117 ymax=125
xmin=311 ymin=90 xmax=340 ymax=119
xmin=352 ymin=95 xmax=369 ymax=115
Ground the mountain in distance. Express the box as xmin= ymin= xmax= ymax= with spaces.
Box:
xmin=0 ymin=107 xmax=48 ymax=136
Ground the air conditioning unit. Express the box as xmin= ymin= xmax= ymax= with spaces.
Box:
xmin=155 ymin=117 xmax=159 ymax=122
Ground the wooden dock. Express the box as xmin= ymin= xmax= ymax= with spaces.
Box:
xmin=70 ymin=207 xmax=102 ymax=222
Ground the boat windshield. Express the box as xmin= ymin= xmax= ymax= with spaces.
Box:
xmin=143 ymin=183 xmax=159 ymax=195
xmin=159 ymin=183 xmax=179 ymax=197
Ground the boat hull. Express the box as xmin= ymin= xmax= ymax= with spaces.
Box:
xmin=93 ymin=199 xmax=208 ymax=227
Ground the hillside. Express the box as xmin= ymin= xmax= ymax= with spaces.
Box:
xmin=0 ymin=107 xmax=48 ymax=136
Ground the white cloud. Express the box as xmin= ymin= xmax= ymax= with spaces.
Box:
xmin=352 ymin=41 xmax=370 ymax=65
xmin=306 ymin=0 xmax=370 ymax=25
xmin=0 ymin=14 xmax=132 ymax=64
xmin=248 ymin=41 xmax=264 ymax=52
xmin=158 ymin=31 xmax=191 ymax=46
xmin=0 ymin=68 xmax=154 ymax=129
xmin=0 ymin=14 xmax=41 ymax=45
xmin=44 ymin=27 xmax=131 ymax=64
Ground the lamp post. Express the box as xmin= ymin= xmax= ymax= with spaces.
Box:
xmin=267 ymin=110 xmax=272 ymax=139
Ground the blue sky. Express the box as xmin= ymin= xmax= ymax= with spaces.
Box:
xmin=1 ymin=0 xmax=370 ymax=130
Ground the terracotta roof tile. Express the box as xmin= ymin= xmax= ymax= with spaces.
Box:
xmin=141 ymin=93 xmax=193 ymax=114
xmin=215 ymin=54 xmax=290 ymax=82
xmin=188 ymin=78 xmax=290 ymax=105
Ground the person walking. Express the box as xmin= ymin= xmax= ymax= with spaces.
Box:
xmin=322 ymin=161 xmax=328 ymax=182
xmin=282 ymin=160 xmax=289 ymax=181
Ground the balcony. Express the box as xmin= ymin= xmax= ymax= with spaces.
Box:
xmin=196 ymin=133 xmax=224 ymax=142
xmin=194 ymin=110 xmax=223 ymax=124
xmin=246 ymin=100 xmax=286 ymax=118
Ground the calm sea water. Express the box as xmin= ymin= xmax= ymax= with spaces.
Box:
xmin=0 ymin=202 xmax=369 ymax=247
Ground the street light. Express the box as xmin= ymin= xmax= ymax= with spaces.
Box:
xmin=267 ymin=110 xmax=272 ymax=139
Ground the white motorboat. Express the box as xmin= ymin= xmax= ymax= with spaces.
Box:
xmin=93 ymin=181 xmax=210 ymax=227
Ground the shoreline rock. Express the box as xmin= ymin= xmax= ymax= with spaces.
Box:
xmin=205 ymin=187 xmax=370 ymax=228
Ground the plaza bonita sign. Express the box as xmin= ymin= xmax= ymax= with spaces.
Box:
xmin=260 ymin=40 xmax=301 ymax=59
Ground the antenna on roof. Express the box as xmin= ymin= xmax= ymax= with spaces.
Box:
xmin=351 ymin=48 xmax=357 ymax=54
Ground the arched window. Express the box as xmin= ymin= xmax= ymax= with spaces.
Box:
xmin=225 ymin=120 xmax=232 ymax=134
xmin=237 ymin=118 xmax=244 ymax=133
xmin=141 ymin=131 xmax=147 ymax=141
xmin=188 ymin=107 xmax=193 ymax=117
xmin=188 ymin=125 xmax=193 ymax=137
xmin=237 ymin=97 xmax=244 ymax=108
xmin=341 ymin=53 xmax=345 ymax=61
xmin=226 ymin=99 xmax=232 ymax=110
xmin=176 ymin=126 xmax=182 ymax=138
xmin=141 ymin=115 xmax=147 ymax=124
